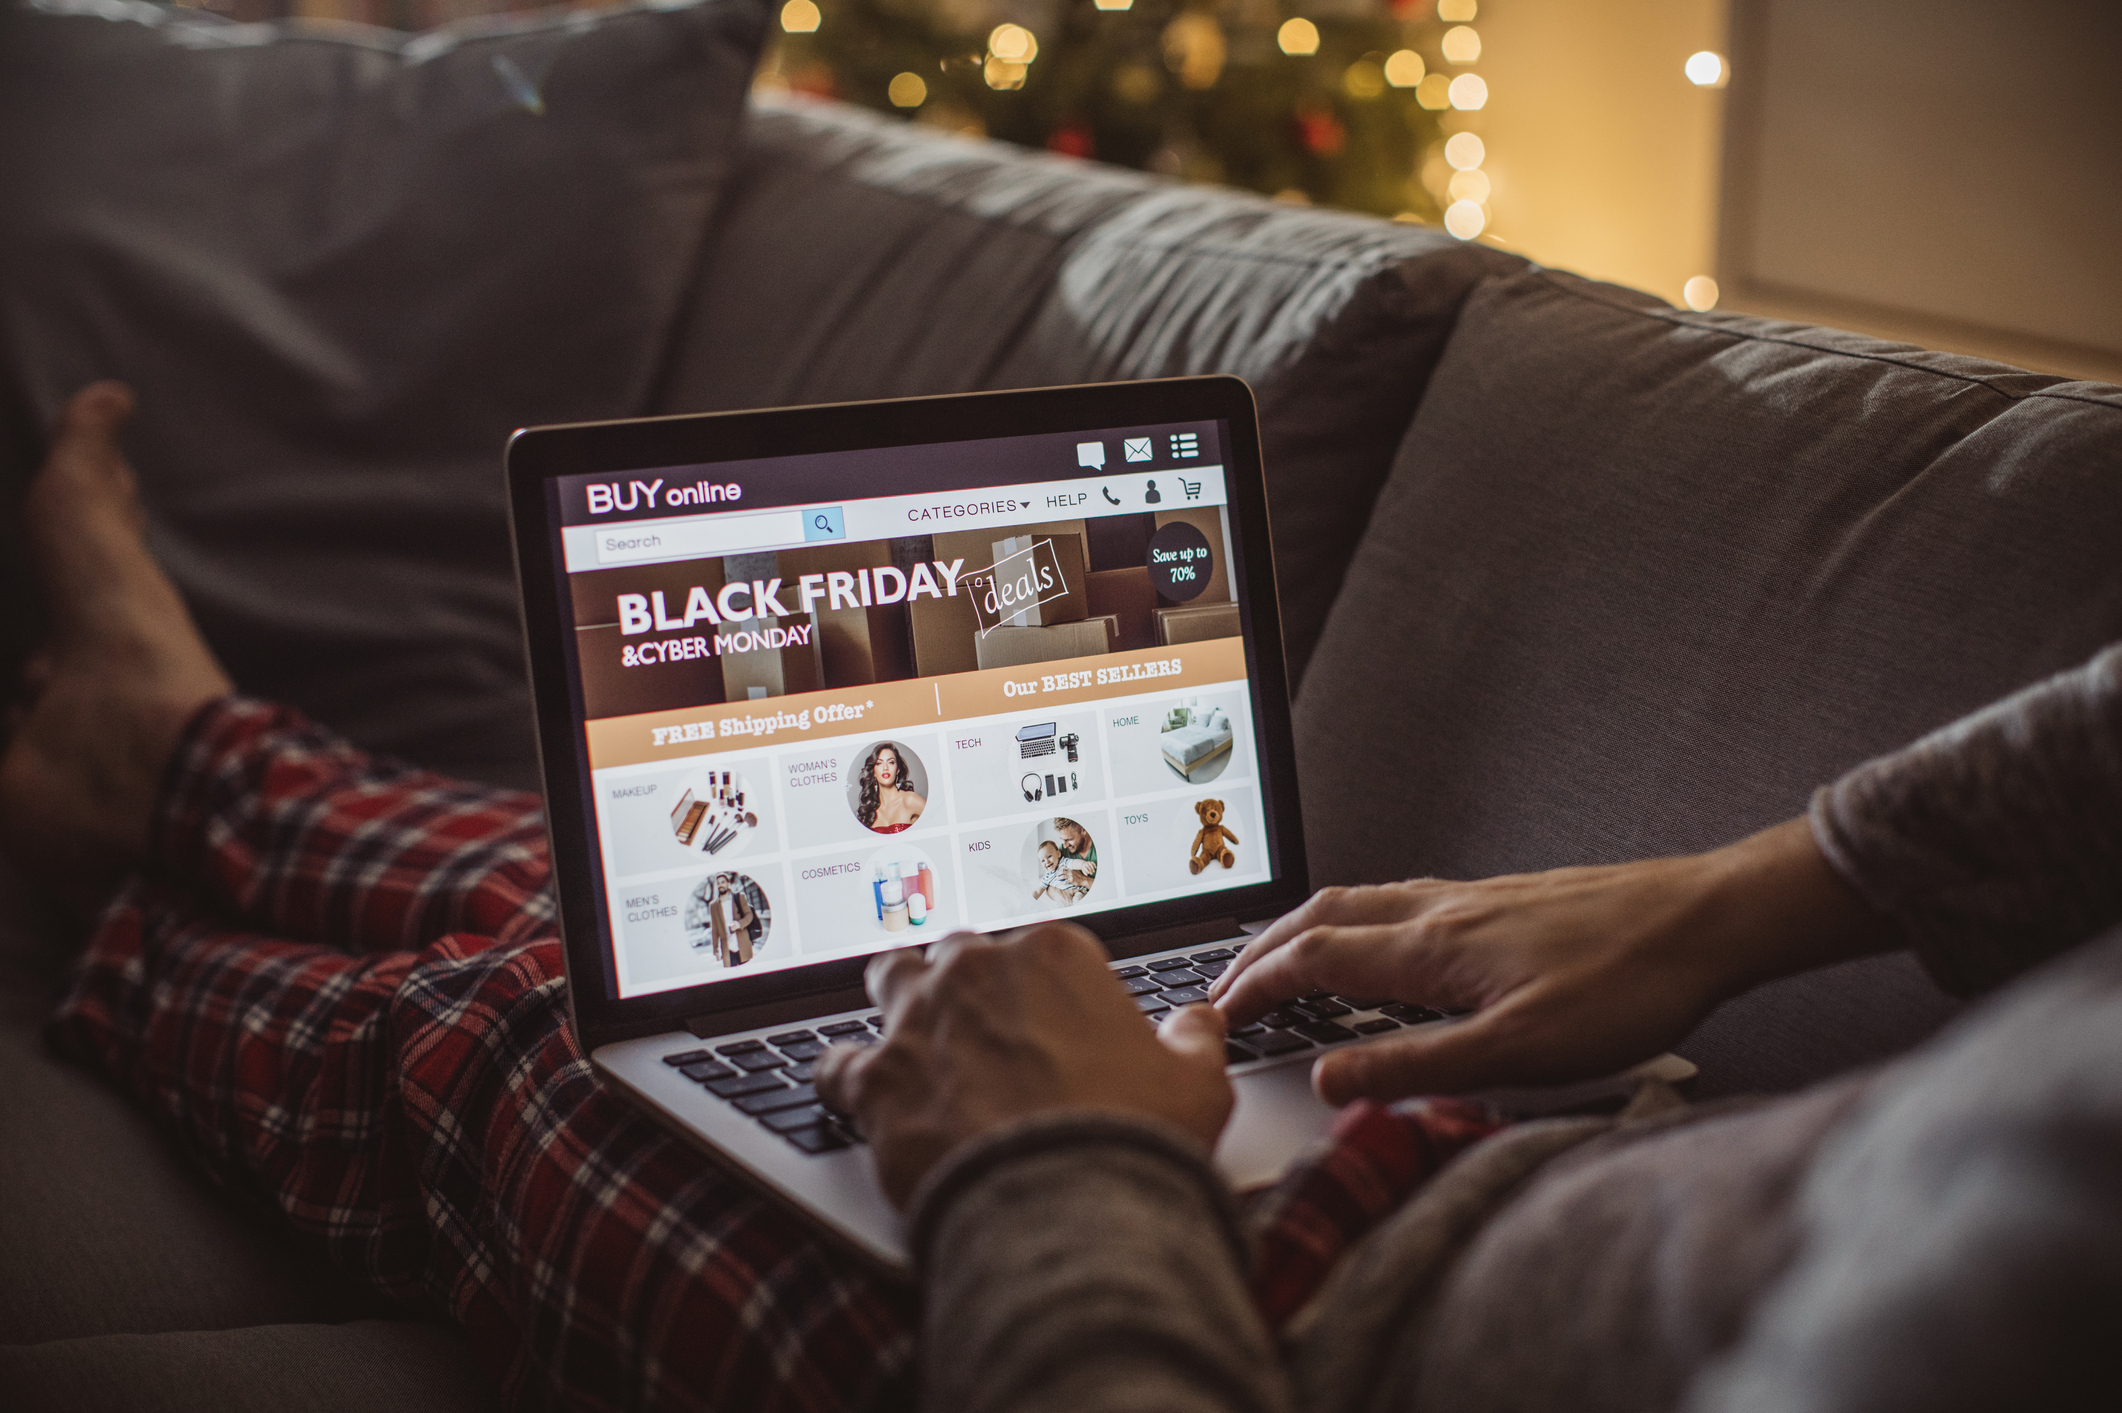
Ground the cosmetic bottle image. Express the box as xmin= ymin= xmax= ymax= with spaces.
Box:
xmin=873 ymin=865 xmax=886 ymax=920
xmin=908 ymin=891 xmax=927 ymax=926
xmin=917 ymin=863 xmax=936 ymax=912
xmin=882 ymin=864 xmax=908 ymax=932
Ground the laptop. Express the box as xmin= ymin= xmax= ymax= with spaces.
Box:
xmin=506 ymin=377 xmax=1685 ymax=1269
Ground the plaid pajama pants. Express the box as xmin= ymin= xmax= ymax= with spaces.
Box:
xmin=46 ymin=696 xmax=1501 ymax=1411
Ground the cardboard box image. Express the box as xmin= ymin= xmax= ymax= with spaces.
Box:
xmin=1087 ymin=567 xmax=1158 ymax=652
xmin=970 ymin=533 xmax=1089 ymax=630
xmin=973 ymin=619 xmax=1112 ymax=670
xmin=1155 ymin=602 xmax=1242 ymax=646
xmin=717 ymin=615 xmax=825 ymax=699
xmin=915 ymin=521 xmax=1091 ymax=678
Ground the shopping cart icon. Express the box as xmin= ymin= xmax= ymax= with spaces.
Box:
xmin=1179 ymin=477 xmax=1202 ymax=500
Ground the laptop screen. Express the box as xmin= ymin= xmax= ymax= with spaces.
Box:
xmin=539 ymin=414 xmax=1278 ymax=1002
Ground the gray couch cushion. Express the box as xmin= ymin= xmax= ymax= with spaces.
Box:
xmin=0 ymin=866 xmax=399 ymax=1344
xmin=0 ymin=1321 xmax=495 ymax=1413
xmin=0 ymin=0 xmax=769 ymax=790
xmin=1296 ymin=267 xmax=2122 ymax=1094
xmin=657 ymin=94 xmax=1523 ymax=685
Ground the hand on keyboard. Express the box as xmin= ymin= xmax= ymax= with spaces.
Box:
xmin=814 ymin=924 xmax=1234 ymax=1209
xmin=1208 ymin=818 xmax=1881 ymax=1104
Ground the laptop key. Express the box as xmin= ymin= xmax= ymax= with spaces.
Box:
xmin=1293 ymin=999 xmax=1353 ymax=1020
xmin=1224 ymin=1040 xmax=1259 ymax=1064
xmin=1189 ymin=948 xmax=1236 ymax=963
xmin=760 ymin=1104 xmax=834 ymax=1132
xmin=818 ymin=1020 xmax=869 ymax=1037
xmin=1193 ymin=960 xmax=1230 ymax=978
xmin=1229 ymin=1022 xmax=1266 ymax=1038
xmin=662 ymin=1049 xmax=715 ymax=1067
xmin=768 ymin=1030 xmax=818 ymax=1046
xmin=1120 ymin=975 xmax=1163 ymax=995
xmin=1158 ymin=985 xmax=1210 ymax=1006
xmin=776 ymin=1040 xmax=826 ymax=1062
xmin=785 ymin=1061 xmax=816 ymax=1084
xmin=1147 ymin=957 xmax=1195 ymax=972
xmin=1253 ymin=1030 xmax=1312 ymax=1057
xmin=678 ymin=1060 xmax=736 ymax=1083
xmin=715 ymin=1039 xmax=766 ymax=1056
xmin=1113 ymin=965 xmax=1148 ymax=979
xmin=1134 ymin=993 xmax=1171 ymax=1012
xmin=1151 ymin=968 xmax=1204 ymax=988
xmin=1298 ymin=1021 xmax=1359 ymax=1044
xmin=706 ymin=1071 xmax=787 ymax=1099
xmin=867 ymin=1015 xmax=887 ymax=1030
xmin=1382 ymin=1003 xmax=1446 ymax=1023
xmin=735 ymin=1083 xmax=820 ymax=1116
xmin=1260 ymin=1008 xmax=1304 ymax=1029
xmin=731 ymin=1050 xmax=789 ymax=1072
xmin=1354 ymin=1018 xmax=1401 ymax=1035
xmin=1334 ymin=997 xmax=1391 ymax=1011
xmin=784 ymin=1123 xmax=852 ymax=1154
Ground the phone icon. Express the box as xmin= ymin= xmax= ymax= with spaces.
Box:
xmin=1101 ymin=486 xmax=1121 ymax=505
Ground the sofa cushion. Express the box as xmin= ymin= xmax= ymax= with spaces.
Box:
xmin=0 ymin=0 xmax=770 ymax=790
xmin=657 ymin=95 xmax=1523 ymax=686
xmin=1296 ymin=267 xmax=2122 ymax=1094
xmin=0 ymin=1321 xmax=495 ymax=1413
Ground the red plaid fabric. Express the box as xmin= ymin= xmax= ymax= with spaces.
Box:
xmin=48 ymin=695 xmax=1506 ymax=1409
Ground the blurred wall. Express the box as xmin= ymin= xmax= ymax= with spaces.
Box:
xmin=1473 ymin=0 xmax=1727 ymax=310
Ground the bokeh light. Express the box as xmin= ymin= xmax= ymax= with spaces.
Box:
xmin=888 ymin=71 xmax=927 ymax=107
xmin=1438 ymin=0 xmax=1477 ymax=19
xmin=1444 ymin=199 xmax=1486 ymax=239
xmin=1343 ymin=59 xmax=1386 ymax=99
xmin=1384 ymin=49 xmax=1425 ymax=88
xmin=1415 ymin=72 xmax=1452 ymax=109
xmin=1277 ymin=17 xmax=1319 ymax=56
xmin=1683 ymin=275 xmax=1721 ymax=310
xmin=1685 ymin=51 xmax=1727 ymax=87
xmin=1444 ymin=131 xmax=1486 ymax=170
xmin=1447 ymin=167 xmax=1490 ymax=203
xmin=1448 ymin=73 xmax=1488 ymax=109
xmin=779 ymin=0 xmax=818 ymax=32
xmin=988 ymin=23 xmax=1037 ymax=62
xmin=1441 ymin=25 xmax=1481 ymax=64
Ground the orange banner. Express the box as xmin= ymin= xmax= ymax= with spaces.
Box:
xmin=585 ymin=637 xmax=1248 ymax=770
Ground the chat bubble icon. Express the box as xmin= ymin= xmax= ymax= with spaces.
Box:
xmin=1076 ymin=441 xmax=1105 ymax=469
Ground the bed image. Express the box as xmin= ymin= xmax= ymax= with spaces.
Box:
xmin=1160 ymin=705 xmax=1234 ymax=780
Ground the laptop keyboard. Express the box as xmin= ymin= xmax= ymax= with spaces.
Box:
xmin=658 ymin=945 xmax=1455 ymax=1156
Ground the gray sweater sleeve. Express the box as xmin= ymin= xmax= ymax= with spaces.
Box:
xmin=1810 ymin=641 xmax=2122 ymax=996
xmin=911 ymin=1111 xmax=1291 ymax=1413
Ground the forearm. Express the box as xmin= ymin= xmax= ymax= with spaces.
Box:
xmin=914 ymin=1113 xmax=1289 ymax=1413
xmin=1811 ymin=642 xmax=2122 ymax=996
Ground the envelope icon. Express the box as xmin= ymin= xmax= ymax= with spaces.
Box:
xmin=1123 ymin=437 xmax=1153 ymax=462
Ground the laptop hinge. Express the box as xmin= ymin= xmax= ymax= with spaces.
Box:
xmin=1105 ymin=917 xmax=1246 ymax=962
xmin=685 ymin=983 xmax=872 ymax=1040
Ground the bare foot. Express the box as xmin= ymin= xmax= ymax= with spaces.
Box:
xmin=0 ymin=382 xmax=232 ymax=909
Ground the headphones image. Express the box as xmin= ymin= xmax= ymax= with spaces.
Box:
xmin=1021 ymin=774 xmax=1044 ymax=803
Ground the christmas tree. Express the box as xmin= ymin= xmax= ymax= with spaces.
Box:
xmin=757 ymin=0 xmax=1492 ymax=225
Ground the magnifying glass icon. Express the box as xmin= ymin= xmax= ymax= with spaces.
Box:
xmin=814 ymin=514 xmax=832 ymax=531
xmin=802 ymin=506 xmax=845 ymax=542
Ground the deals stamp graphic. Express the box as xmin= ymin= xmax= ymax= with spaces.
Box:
xmin=967 ymin=537 xmax=1073 ymax=635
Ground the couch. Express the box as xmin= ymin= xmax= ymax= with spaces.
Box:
xmin=6 ymin=60 xmax=2121 ymax=1413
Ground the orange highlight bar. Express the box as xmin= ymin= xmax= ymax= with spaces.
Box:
xmin=585 ymin=637 xmax=1248 ymax=770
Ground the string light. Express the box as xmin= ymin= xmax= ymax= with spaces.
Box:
xmin=1683 ymin=275 xmax=1720 ymax=310
xmin=1444 ymin=132 xmax=1485 ymax=169
xmin=1448 ymin=73 xmax=1487 ymax=109
xmin=1415 ymin=72 xmax=1451 ymax=108
xmin=1444 ymin=200 xmax=1486 ymax=239
xmin=1276 ymin=18 xmax=1318 ymax=56
xmin=1685 ymin=51 xmax=1728 ymax=87
xmin=988 ymin=23 xmax=1037 ymax=62
xmin=1092 ymin=0 xmax=1131 ymax=9
xmin=1438 ymin=0 xmax=1476 ymax=19
xmin=779 ymin=0 xmax=818 ymax=32
xmin=1441 ymin=25 xmax=1481 ymax=64
xmin=1343 ymin=58 xmax=1386 ymax=99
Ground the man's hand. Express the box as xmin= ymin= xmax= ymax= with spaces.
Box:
xmin=1208 ymin=818 xmax=1888 ymax=1105
xmin=815 ymin=924 xmax=1235 ymax=1209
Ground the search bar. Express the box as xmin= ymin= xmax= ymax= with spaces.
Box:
xmin=593 ymin=507 xmax=844 ymax=565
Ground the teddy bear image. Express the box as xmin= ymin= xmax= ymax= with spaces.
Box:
xmin=1189 ymin=799 xmax=1239 ymax=874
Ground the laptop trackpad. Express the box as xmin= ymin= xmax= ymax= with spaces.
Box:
xmin=1216 ymin=1058 xmax=1338 ymax=1191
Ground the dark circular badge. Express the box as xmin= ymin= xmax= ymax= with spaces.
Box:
xmin=1146 ymin=521 xmax=1213 ymax=602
